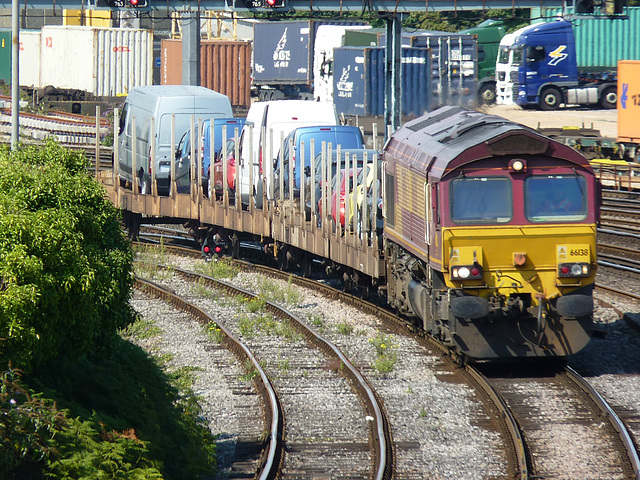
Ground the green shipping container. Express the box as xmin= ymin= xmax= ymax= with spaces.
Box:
xmin=532 ymin=6 xmax=640 ymax=69
xmin=0 ymin=29 xmax=10 ymax=84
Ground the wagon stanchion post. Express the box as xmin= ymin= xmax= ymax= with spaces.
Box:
xmin=223 ymin=124 xmax=230 ymax=209
xmin=345 ymin=151 xmax=351 ymax=238
xmin=311 ymin=138 xmax=317 ymax=233
xmin=267 ymin=128 xmax=274 ymax=212
xmin=150 ymin=117 xmax=157 ymax=197
xmin=190 ymin=115 xmax=196 ymax=201
xmin=361 ymin=151 xmax=369 ymax=244
xmin=132 ymin=115 xmax=138 ymax=195
xmin=197 ymin=118 xmax=203 ymax=205
xmin=279 ymin=131 xmax=285 ymax=208
xmin=288 ymin=135 xmax=294 ymax=229
xmin=300 ymin=140 xmax=305 ymax=227
xmin=372 ymin=122 xmax=378 ymax=156
xmin=372 ymin=151 xmax=379 ymax=249
xmin=95 ymin=105 xmax=100 ymax=180
xmin=113 ymin=108 xmax=119 ymax=192
xmin=335 ymin=146 xmax=342 ymax=238
xmin=209 ymin=118 xmax=215 ymax=204
xmin=170 ymin=114 xmax=176 ymax=200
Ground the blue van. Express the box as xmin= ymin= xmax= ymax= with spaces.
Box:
xmin=175 ymin=117 xmax=245 ymax=195
xmin=274 ymin=125 xmax=365 ymax=198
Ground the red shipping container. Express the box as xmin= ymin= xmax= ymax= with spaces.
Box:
xmin=161 ymin=39 xmax=251 ymax=108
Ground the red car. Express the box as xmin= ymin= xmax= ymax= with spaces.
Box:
xmin=210 ymin=137 xmax=238 ymax=198
xmin=317 ymin=167 xmax=362 ymax=227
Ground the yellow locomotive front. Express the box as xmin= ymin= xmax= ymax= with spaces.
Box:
xmin=383 ymin=107 xmax=599 ymax=360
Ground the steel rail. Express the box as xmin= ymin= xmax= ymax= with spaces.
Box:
xmin=134 ymin=276 xmax=284 ymax=480
xmin=165 ymin=264 xmax=394 ymax=480
xmin=136 ymin=240 xmax=534 ymax=480
xmin=564 ymin=366 xmax=640 ymax=480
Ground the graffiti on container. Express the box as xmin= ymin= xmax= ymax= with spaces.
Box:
xmin=336 ymin=66 xmax=353 ymax=98
xmin=272 ymin=27 xmax=290 ymax=68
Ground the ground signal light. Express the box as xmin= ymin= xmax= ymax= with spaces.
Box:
xmin=202 ymin=237 xmax=226 ymax=259
xmin=263 ymin=0 xmax=286 ymax=7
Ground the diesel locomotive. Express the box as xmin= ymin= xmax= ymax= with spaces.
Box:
xmin=381 ymin=106 xmax=599 ymax=360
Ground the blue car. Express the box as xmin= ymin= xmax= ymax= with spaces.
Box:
xmin=175 ymin=117 xmax=246 ymax=195
xmin=274 ymin=125 xmax=365 ymax=198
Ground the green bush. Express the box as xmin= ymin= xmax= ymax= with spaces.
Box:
xmin=0 ymin=140 xmax=134 ymax=372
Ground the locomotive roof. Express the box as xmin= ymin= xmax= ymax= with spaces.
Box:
xmin=384 ymin=106 xmax=592 ymax=180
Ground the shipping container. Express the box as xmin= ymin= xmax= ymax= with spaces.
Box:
xmin=333 ymin=46 xmax=432 ymax=117
xmin=36 ymin=26 xmax=152 ymax=97
xmin=0 ymin=29 xmax=10 ymax=84
xmin=618 ymin=60 xmax=640 ymax=146
xmin=343 ymin=29 xmax=479 ymax=108
xmin=409 ymin=33 xmax=478 ymax=108
xmin=534 ymin=7 xmax=640 ymax=69
xmin=160 ymin=38 xmax=251 ymax=108
xmin=18 ymin=30 xmax=41 ymax=89
xmin=252 ymin=20 xmax=370 ymax=101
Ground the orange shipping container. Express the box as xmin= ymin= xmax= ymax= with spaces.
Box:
xmin=618 ymin=60 xmax=640 ymax=145
xmin=161 ymin=39 xmax=251 ymax=108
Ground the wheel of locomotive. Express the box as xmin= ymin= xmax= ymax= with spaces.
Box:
xmin=478 ymin=83 xmax=496 ymax=105
xmin=599 ymin=86 xmax=617 ymax=109
xmin=539 ymin=87 xmax=563 ymax=111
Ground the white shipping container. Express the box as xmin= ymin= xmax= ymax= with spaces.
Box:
xmin=19 ymin=30 xmax=41 ymax=88
xmin=37 ymin=26 xmax=153 ymax=97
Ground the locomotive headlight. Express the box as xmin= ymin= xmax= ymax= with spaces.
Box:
xmin=451 ymin=264 xmax=483 ymax=281
xmin=457 ymin=267 xmax=471 ymax=278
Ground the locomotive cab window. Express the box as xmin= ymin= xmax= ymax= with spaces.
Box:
xmin=450 ymin=176 xmax=512 ymax=224
xmin=525 ymin=175 xmax=587 ymax=222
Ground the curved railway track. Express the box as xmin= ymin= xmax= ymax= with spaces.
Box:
xmin=134 ymin=276 xmax=283 ymax=480
xmin=135 ymin=241 xmax=640 ymax=479
xmin=135 ymin=256 xmax=394 ymax=479
xmin=132 ymin=242 xmax=530 ymax=479
xmin=480 ymin=363 xmax=640 ymax=480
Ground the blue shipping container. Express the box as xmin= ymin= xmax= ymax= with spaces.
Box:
xmin=333 ymin=46 xmax=432 ymax=117
xmin=409 ymin=33 xmax=478 ymax=108
xmin=253 ymin=21 xmax=312 ymax=85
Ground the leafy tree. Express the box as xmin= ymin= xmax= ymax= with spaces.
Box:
xmin=0 ymin=139 xmax=134 ymax=373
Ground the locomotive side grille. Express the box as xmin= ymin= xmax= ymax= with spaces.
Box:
xmin=487 ymin=134 xmax=548 ymax=155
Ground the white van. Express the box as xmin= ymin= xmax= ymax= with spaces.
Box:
xmin=237 ymin=100 xmax=339 ymax=205
xmin=117 ymin=85 xmax=233 ymax=195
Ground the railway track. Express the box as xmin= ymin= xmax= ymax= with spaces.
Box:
xmin=134 ymin=241 xmax=640 ymax=480
xmin=134 ymin=256 xmax=394 ymax=479
xmin=480 ymin=364 xmax=640 ymax=480
xmin=132 ymin=242 xmax=529 ymax=478
xmin=133 ymin=277 xmax=282 ymax=480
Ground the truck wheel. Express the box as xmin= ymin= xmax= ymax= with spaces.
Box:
xmin=539 ymin=88 xmax=563 ymax=111
xmin=599 ymin=86 xmax=617 ymax=109
xmin=478 ymin=84 xmax=496 ymax=105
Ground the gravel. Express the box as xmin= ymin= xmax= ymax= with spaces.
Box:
xmin=129 ymin=252 xmax=640 ymax=479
